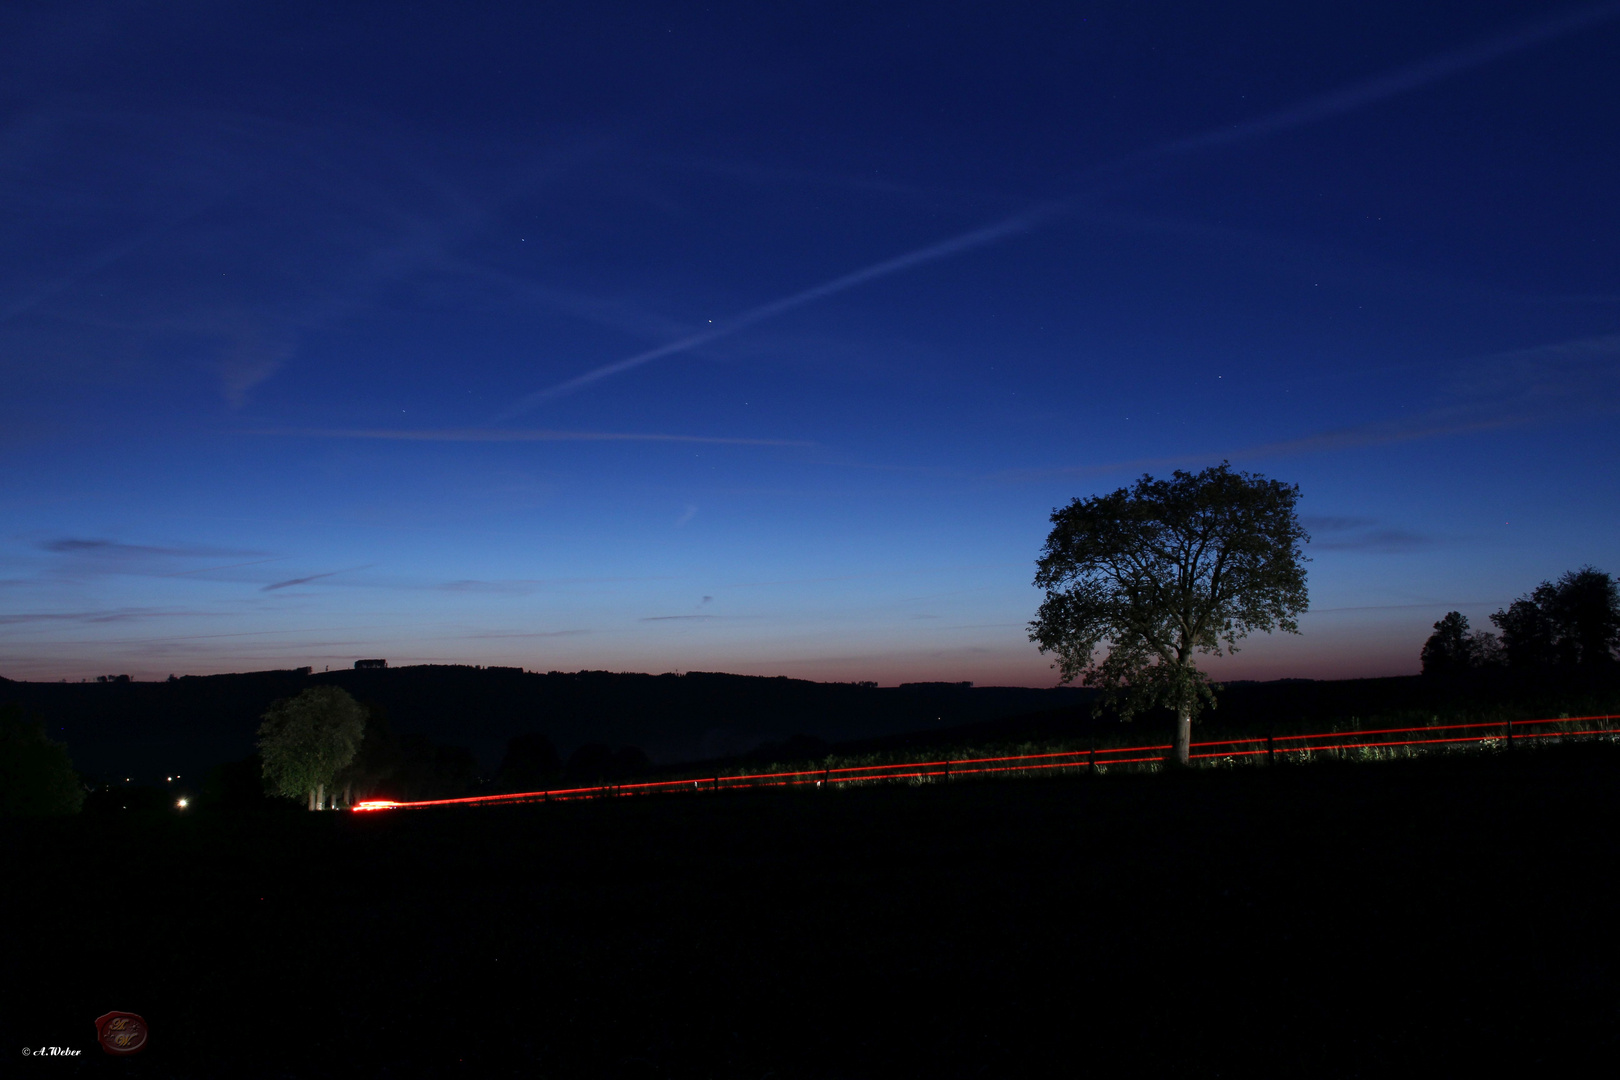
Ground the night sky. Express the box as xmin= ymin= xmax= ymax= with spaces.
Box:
xmin=3 ymin=1 xmax=1617 ymax=685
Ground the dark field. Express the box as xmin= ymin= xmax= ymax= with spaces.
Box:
xmin=6 ymin=747 xmax=1619 ymax=1077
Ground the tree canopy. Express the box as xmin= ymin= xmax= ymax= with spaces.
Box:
xmin=257 ymin=686 xmax=366 ymax=809
xmin=1419 ymin=612 xmax=1502 ymax=676
xmin=1490 ymin=566 xmax=1619 ymax=674
xmin=1029 ymin=462 xmax=1309 ymax=764
xmin=0 ymin=704 xmax=84 ymax=816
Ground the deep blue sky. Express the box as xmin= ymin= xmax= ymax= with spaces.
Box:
xmin=3 ymin=1 xmax=1618 ymax=684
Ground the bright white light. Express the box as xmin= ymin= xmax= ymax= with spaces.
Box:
xmin=176 ymin=798 xmax=188 ymax=809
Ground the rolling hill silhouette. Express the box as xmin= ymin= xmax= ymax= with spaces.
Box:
xmin=0 ymin=666 xmax=1089 ymax=781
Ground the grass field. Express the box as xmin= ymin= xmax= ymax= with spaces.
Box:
xmin=5 ymin=744 xmax=1619 ymax=1077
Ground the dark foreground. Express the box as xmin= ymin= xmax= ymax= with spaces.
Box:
xmin=5 ymin=747 xmax=1619 ymax=1077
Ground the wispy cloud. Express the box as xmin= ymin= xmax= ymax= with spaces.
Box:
xmin=251 ymin=427 xmax=813 ymax=447
xmin=40 ymin=537 xmax=262 ymax=559
xmin=0 ymin=99 xmax=598 ymax=407
xmin=440 ymin=260 xmax=697 ymax=343
xmin=496 ymin=3 xmax=1620 ymax=416
xmin=640 ymin=614 xmax=730 ymax=622
xmin=1449 ymin=331 xmax=1620 ymax=403
xmin=1300 ymin=516 xmax=1435 ymax=554
xmin=494 ymin=205 xmax=1064 ymax=418
xmin=1009 ymin=328 xmax=1620 ymax=482
xmin=0 ymin=608 xmax=221 ymax=625
xmin=1158 ymin=2 xmax=1620 ymax=157
xmin=1313 ymin=529 xmax=1436 ymax=554
xmin=261 ymin=566 xmax=369 ymax=592
xmin=0 ymin=214 xmax=193 ymax=326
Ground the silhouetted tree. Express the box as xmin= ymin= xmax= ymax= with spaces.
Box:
xmin=332 ymin=702 xmax=401 ymax=805
xmin=495 ymin=732 xmax=560 ymax=792
xmin=1421 ymin=612 xmax=1473 ymax=676
xmin=1471 ymin=628 xmax=1504 ymax=669
xmin=1540 ymin=567 xmax=1620 ymax=670
xmin=392 ymin=735 xmax=480 ymax=800
xmin=1419 ymin=614 xmax=1468 ymax=673
xmin=0 ymin=704 xmax=84 ymax=816
xmin=1491 ymin=567 xmax=1620 ymax=675
xmin=1420 ymin=612 xmax=1503 ymax=676
xmin=1030 ymin=463 xmax=1310 ymax=765
xmin=1492 ymin=597 xmax=1554 ymax=673
xmin=257 ymin=686 xmax=366 ymax=810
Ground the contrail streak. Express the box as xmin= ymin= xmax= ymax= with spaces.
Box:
xmin=500 ymin=2 xmax=1620 ymax=419
xmin=1158 ymin=2 xmax=1620 ymax=158
xmin=492 ymin=206 xmax=1063 ymax=420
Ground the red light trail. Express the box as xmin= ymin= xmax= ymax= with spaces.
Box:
xmin=351 ymin=714 xmax=1618 ymax=812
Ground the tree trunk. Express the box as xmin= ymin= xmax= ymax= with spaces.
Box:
xmin=307 ymin=789 xmax=316 ymax=811
xmin=1173 ymin=702 xmax=1192 ymax=766
xmin=316 ymin=781 xmax=325 ymax=811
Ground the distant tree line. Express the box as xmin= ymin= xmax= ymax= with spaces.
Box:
xmin=1422 ymin=566 xmax=1620 ymax=678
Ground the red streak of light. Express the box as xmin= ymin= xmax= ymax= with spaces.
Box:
xmin=352 ymin=716 xmax=1615 ymax=810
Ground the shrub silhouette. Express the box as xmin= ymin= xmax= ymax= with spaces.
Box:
xmin=0 ymin=704 xmax=84 ymax=816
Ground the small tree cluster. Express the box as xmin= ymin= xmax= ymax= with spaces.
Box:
xmin=1418 ymin=612 xmax=1502 ymax=676
xmin=1422 ymin=567 xmax=1619 ymax=677
xmin=257 ymin=687 xmax=366 ymax=810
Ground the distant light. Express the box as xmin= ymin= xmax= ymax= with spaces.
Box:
xmin=176 ymin=798 xmax=188 ymax=809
